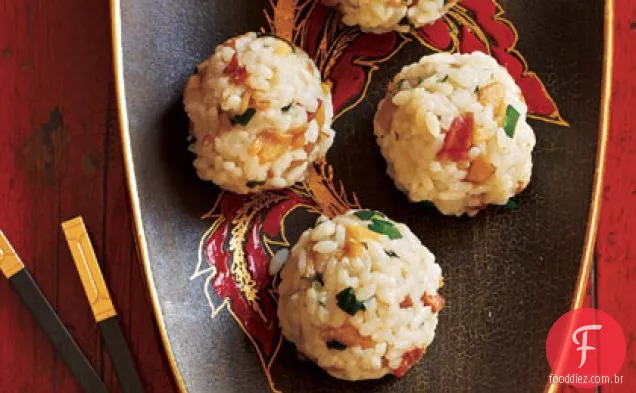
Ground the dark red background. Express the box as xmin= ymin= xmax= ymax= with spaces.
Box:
xmin=0 ymin=1 xmax=633 ymax=392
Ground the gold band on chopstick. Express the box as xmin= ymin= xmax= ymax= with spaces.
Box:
xmin=61 ymin=217 xmax=117 ymax=322
xmin=0 ymin=231 xmax=26 ymax=278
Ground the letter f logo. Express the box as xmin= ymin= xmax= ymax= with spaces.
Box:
xmin=572 ymin=324 xmax=602 ymax=368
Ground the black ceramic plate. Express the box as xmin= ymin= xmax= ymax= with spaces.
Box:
xmin=113 ymin=0 xmax=610 ymax=392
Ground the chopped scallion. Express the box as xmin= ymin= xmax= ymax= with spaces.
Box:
xmin=503 ymin=105 xmax=520 ymax=137
xmin=231 ymin=108 xmax=256 ymax=126
xmin=368 ymin=219 xmax=402 ymax=240
xmin=336 ymin=287 xmax=365 ymax=315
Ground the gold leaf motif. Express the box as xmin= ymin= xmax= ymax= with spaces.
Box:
xmin=302 ymin=161 xmax=360 ymax=218
xmin=229 ymin=193 xmax=287 ymax=302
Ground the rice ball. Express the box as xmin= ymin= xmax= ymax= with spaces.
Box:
xmin=184 ymin=32 xmax=335 ymax=194
xmin=277 ymin=210 xmax=444 ymax=380
xmin=374 ymin=52 xmax=536 ymax=216
xmin=323 ymin=0 xmax=457 ymax=33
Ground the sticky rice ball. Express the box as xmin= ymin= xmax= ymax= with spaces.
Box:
xmin=277 ymin=210 xmax=444 ymax=380
xmin=184 ymin=32 xmax=334 ymax=194
xmin=374 ymin=52 xmax=536 ymax=216
xmin=323 ymin=0 xmax=457 ymax=33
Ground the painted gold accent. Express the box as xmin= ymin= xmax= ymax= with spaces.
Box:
xmin=61 ymin=217 xmax=117 ymax=322
xmin=229 ymin=193 xmax=287 ymax=302
xmin=264 ymin=0 xmax=315 ymax=46
xmin=303 ymin=160 xmax=361 ymax=218
xmin=544 ymin=1 xmax=613 ymax=392
xmin=270 ymin=0 xmax=295 ymax=39
xmin=0 ymin=231 xmax=25 ymax=278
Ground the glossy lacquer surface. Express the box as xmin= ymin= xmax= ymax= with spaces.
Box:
xmin=118 ymin=0 xmax=604 ymax=391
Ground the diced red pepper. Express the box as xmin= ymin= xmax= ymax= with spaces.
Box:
xmin=421 ymin=292 xmax=445 ymax=313
xmin=392 ymin=347 xmax=424 ymax=377
xmin=399 ymin=295 xmax=413 ymax=309
xmin=437 ymin=113 xmax=475 ymax=161
xmin=224 ymin=53 xmax=248 ymax=84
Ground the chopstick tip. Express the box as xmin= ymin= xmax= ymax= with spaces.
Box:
xmin=61 ymin=216 xmax=85 ymax=230
xmin=0 ymin=231 xmax=24 ymax=278
xmin=0 ymin=230 xmax=14 ymax=252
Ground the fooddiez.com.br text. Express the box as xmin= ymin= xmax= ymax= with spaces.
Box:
xmin=548 ymin=373 xmax=624 ymax=385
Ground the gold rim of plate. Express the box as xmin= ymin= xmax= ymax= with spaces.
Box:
xmin=109 ymin=1 xmax=614 ymax=392
xmin=110 ymin=0 xmax=188 ymax=391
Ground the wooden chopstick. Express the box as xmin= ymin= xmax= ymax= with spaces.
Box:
xmin=61 ymin=217 xmax=145 ymax=393
xmin=0 ymin=231 xmax=110 ymax=393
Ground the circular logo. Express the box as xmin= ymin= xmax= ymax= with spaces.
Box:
xmin=546 ymin=308 xmax=626 ymax=388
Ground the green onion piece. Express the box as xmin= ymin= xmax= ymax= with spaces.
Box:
xmin=336 ymin=287 xmax=366 ymax=315
xmin=353 ymin=210 xmax=375 ymax=221
xmin=353 ymin=210 xmax=386 ymax=221
xmin=504 ymin=200 xmax=518 ymax=210
xmin=231 ymin=108 xmax=256 ymax=126
xmin=421 ymin=201 xmax=435 ymax=208
xmin=246 ymin=180 xmax=266 ymax=188
xmin=385 ymin=250 xmax=398 ymax=258
xmin=441 ymin=75 xmax=449 ymax=82
xmin=368 ymin=219 xmax=402 ymax=240
xmin=326 ymin=340 xmax=347 ymax=351
xmin=417 ymin=77 xmax=424 ymax=85
xmin=503 ymin=105 xmax=520 ymax=137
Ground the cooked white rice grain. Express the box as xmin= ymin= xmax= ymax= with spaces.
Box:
xmin=374 ymin=51 xmax=536 ymax=216
xmin=277 ymin=210 xmax=444 ymax=380
xmin=324 ymin=0 xmax=457 ymax=33
xmin=184 ymin=32 xmax=335 ymax=194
